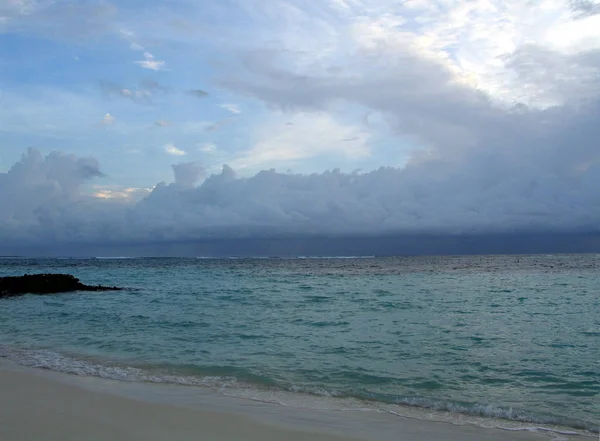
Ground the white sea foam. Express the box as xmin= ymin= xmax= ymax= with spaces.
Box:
xmin=0 ymin=346 xmax=237 ymax=389
xmin=95 ymin=256 xmax=134 ymax=259
xmin=296 ymin=256 xmax=375 ymax=259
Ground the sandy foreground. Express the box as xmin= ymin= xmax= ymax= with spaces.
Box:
xmin=0 ymin=360 xmax=584 ymax=441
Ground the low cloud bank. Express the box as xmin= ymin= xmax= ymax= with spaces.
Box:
xmin=1 ymin=134 xmax=599 ymax=248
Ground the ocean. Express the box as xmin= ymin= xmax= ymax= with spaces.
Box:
xmin=0 ymin=255 xmax=598 ymax=436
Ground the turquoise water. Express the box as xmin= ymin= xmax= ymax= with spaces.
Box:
xmin=0 ymin=255 xmax=598 ymax=433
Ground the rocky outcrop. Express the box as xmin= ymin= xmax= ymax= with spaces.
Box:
xmin=0 ymin=274 xmax=122 ymax=298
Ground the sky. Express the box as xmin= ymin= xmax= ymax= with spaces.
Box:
xmin=1 ymin=0 xmax=600 ymax=252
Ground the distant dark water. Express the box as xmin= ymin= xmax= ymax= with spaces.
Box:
xmin=1 ymin=255 xmax=598 ymax=433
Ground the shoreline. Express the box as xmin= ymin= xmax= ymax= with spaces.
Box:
xmin=0 ymin=359 xmax=590 ymax=441
xmin=0 ymin=344 xmax=596 ymax=435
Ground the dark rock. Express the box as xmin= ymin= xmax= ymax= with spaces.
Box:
xmin=0 ymin=274 xmax=122 ymax=298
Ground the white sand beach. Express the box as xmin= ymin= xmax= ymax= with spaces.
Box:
xmin=0 ymin=360 xmax=584 ymax=441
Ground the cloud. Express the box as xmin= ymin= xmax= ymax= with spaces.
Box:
xmin=93 ymin=186 xmax=152 ymax=203
xmin=199 ymin=143 xmax=217 ymax=152
xmin=3 ymin=114 xmax=600 ymax=247
xmin=164 ymin=143 xmax=186 ymax=156
xmin=216 ymin=0 xmax=600 ymax=112
xmin=2 ymin=1 xmax=600 ymax=249
xmin=135 ymin=52 xmax=166 ymax=71
xmin=0 ymin=148 xmax=107 ymax=242
xmin=219 ymin=46 xmax=496 ymax=153
xmin=171 ymin=161 xmax=205 ymax=187
xmin=119 ymin=28 xmax=145 ymax=51
xmin=0 ymin=0 xmax=37 ymax=20
xmin=503 ymin=45 xmax=600 ymax=107
xmin=100 ymin=82 xmax=153 ymax=104
xmin=220 ymin=103 xmax=241 ymax=114
xmin=212 ymin=1 xmax=600 ymax=182
xmin=99 ymin=113 xmax=115 ymax=126
xmin=99 ymin=79 xmax=170 ymax=105
xmin=570 ymin=0 xmax=600 ymax=18
xmin=187 ymin=89 xmax=209 ymax=98
xmin=154 ymin=119 xmax=171 ymax=127
xmin=232 ymin=112 xmax=370 ymax=170
xmin=1 ymin=1 xmax=118 ymax=39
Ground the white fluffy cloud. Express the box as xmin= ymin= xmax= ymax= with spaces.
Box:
xmin=164 ymin=143 xmax=186 ymax=156
xmin=99 ymin=113 xmax=115 ymax=126
xmin=220 ymin=103 xmax=241 ymax=114
xmin=171 ymin=161 xmax=205 ymax=187
xmin=1 ymin=138 xmax=599 ymax=246
xmin=135 ymin=52 xmax=166 ymax=71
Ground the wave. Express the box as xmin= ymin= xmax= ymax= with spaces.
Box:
xmin=0 ymin=345 xmax=596 ymax=437
xmin=94 ymin=256 xmax=135 ymax=259
xmin=0 ymin=345 xmax=239 ymax=388
xmin=296 ymin=256 xmax=376 ymax=259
